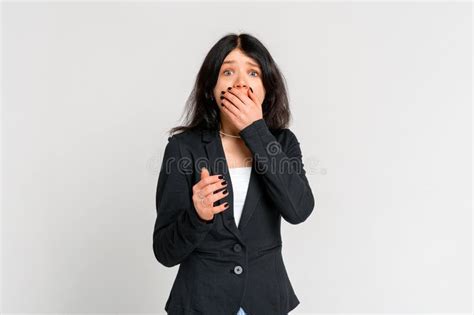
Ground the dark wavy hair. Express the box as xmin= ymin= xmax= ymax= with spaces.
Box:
xmin=169 ymin=33 xmax=291 ymax=136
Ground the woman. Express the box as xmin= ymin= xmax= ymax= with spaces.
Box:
xmin=153 ymin=33 xmax=315 ymax=315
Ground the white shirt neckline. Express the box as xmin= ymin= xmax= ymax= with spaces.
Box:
xmin=228 ymin=166 xmax=252 ymax=227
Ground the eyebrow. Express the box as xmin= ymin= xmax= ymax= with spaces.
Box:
xmin=222 ymin=60 xmax=260 ymax=68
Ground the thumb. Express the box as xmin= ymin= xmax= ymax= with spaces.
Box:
xmin=200 ymin=167 xmax=210 ymax=179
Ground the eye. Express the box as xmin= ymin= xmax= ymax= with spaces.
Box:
xmin=249 ymin=70 xmax=259 ymax=77
xmin=222 ymin=68 xmax=260 ymax=77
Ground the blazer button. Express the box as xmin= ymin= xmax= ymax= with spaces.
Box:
xmin=234 ymin=265 xmax=243 ymax=275
xmin=233 ymin=243 xmax=242 ymax=252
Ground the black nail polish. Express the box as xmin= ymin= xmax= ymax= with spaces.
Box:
xmin=221 ymin=91 xmax=225 ymax=94
xmin=249 ymin=87 xmax=253 ymax=93
xmin=222 ymin=180 xmax=227 ymax=185
xmin=224 ymin=202 xmax=229 ymax=208
xmin=220 ymin=95 xmax=224 ymax=100
xmin=218 ymin=175 xmax=223 ymax=179
xmin=221 ymin=103 xmax=225 ymax=107
xmin=223 ymin=189 xmax=228 ymax=194
xmin=227 ymin=87 xmax=232 ymax=90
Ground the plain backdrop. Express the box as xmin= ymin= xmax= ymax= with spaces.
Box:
xmin=1 ymin=1 xmax=472 ymax=314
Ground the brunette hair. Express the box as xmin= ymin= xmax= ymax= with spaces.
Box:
xmin=169 ymin=33 xmax=291 ymax=136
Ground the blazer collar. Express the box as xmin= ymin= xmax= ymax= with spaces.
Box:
xmin=201 ymin=129 xmax=261 ymax=242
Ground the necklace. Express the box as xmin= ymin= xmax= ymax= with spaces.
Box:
xmin=219 ymin=130 xmax=241 ymax=138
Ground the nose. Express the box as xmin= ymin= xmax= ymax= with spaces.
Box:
xmin=232 ymin=72 xmax=250 ymax=92
xmin=232 ymin=83 xmax=249 ymax=93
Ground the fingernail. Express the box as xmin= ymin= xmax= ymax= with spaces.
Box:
xmin=227 ymin=87 xmax=232 ymax=90
xmin=222 ymin=180 xmax=227 ymax=185
xmin=224 ymin=202 xmax=229 ymax=207
xmin=223 ymin=189 xmax=228 ymax=194
xmin=221 ymin=103 xmax=225 ymax=107
xmin=221 ymin=91 xmax=225 ymax=94
xmin=249 ymin=87 xmax=253 ymax=93
xmin=220 ymin=95 xmax=224 ymax=100
xmin=218 ymin=175 xmax=223 ymax=179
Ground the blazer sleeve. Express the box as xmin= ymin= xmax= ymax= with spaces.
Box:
xmin=239 ymin=119 xmax=315 ymax=224
xmin=152 ymin=135 xmax=215 ymax=268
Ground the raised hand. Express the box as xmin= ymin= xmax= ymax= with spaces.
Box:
xmin=220 ymin=87 xmax=263 ymax=132
xmin=192 ymin=167 xmax=230 ymax=222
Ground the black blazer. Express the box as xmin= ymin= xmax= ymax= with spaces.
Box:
xmin=153 ymin=118 xmax=315 ymax=315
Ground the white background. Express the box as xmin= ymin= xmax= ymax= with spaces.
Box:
xmin=1 ymin=1 xmax=472 ymax=314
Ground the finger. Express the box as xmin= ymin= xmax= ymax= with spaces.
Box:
xmin=208 ymin=187 xmax=229 ymax=204
xmin=220 ymin=103 xmax=240 ymax=128
xmin=221 ymin=101 xmax=243 ymax=125
xmin=200 ymin=167 xmax=210 ymax=179
xmin=224 ymin=89 xmax=248 ymax=109
xmin=247 ymin=87 xmax=260 ymax=106
xmin=200 ymin=179 xmax=228 ymax=197
xmin=201 ymin=196 xmax=212 ymax=208
xmin=212 ymin=202 xmax=230 ymax=214
xmin=221 ymin=94 xmax=240 ymax=112
xmin=222 ymin=90 xmax=245 ymax=110
xmin=221 ymin=98 xmax=240 ymax=119
xmin=226 ymin=88 xmax=249 ymax=106
xmin=194 ymin=192 xmax=211 ymax=207
xmin=196 ymin=167 xmax=211 ymax=192
xmin=194 ymin=174 xmax=223 ymax=191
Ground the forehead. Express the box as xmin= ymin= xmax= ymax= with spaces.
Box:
xmin=222 ymin=50 xmax=260 ymax=68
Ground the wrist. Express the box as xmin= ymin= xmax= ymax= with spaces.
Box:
xmin=198 ymin=216 xmax=214 ymax=224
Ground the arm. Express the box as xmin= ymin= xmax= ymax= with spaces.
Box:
xmin=239 ymin=119 xmax=315 ymax=224
xmin=152 ymin=135 xmax=214 ymax=268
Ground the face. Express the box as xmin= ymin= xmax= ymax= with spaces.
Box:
xmin=213 ymin=48 xmax=266 ymax=108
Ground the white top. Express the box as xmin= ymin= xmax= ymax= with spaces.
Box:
xmin=228 ymin=166 xmax=252 ymax=227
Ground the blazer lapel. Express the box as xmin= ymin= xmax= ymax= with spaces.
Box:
xmin=202 ymin=129 xmax=262 ymax=240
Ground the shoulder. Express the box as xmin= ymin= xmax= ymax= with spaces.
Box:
xmin=167 ymin=127 xmax=201 ymax=146
xmin=163 ymin=127 xmax=204 ymax=161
